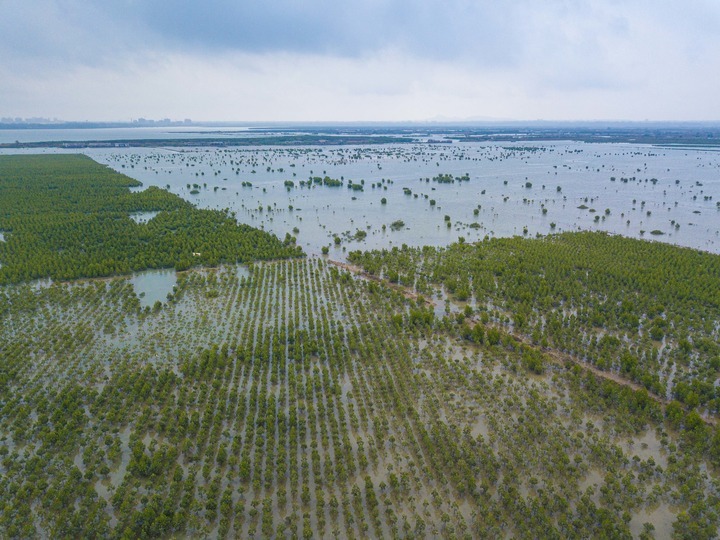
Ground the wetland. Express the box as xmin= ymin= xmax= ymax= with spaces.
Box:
xmin=85 ymin=139 xmax=720 ymax=257
xmin=1 ymin=128 xmax=719 ymax=538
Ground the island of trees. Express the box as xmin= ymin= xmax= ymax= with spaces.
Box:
xmin=0 ymin=155 xmax=302 ymax=283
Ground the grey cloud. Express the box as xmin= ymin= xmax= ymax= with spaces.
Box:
xmin=1 ymin=0 xmax=143 ymax=70
xmin=2 ymin=0 xmax=528 ymax=66
xmin=4 ymin=0 xmax=720 ymax=73
xmin=4 ymin=0 xmax=720 ymax=62
xmin=2 ymin=0 xmax=720 ymax=121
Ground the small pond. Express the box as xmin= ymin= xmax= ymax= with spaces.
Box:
xmin=130 ymin=269 xmax=177 ymax=308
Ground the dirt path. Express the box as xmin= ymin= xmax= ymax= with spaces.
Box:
xmin=496 ymin=325 xmax=717 ymax=426
xmin=328 ymin=259 xmax=432 ymax=305
xmin=330 ymin=258 xmax=718 ymax=426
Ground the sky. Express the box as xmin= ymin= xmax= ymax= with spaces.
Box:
xmin=1 ymin=0 xmax=719 ymax=122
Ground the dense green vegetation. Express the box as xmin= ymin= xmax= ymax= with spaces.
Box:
xmin=349 ymin=232 xmax=720 ymax=418
xmin=1 ymin=258 xmax=718 ymax=538
xmin=0 ymin=155 xmax=302 ymax=283
xmin=312 ymin=176 xmax=343 ymax=188
xmin=431 ymin=173 xmax=470 ymax=184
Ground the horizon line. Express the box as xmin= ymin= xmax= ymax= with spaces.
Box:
xmin=3 ymin=119 xmax=720 ymax=127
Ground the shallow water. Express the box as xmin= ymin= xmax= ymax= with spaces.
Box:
xmin=629 ymin=503 xmax=675 ymax=539
xmin=0 ymin=125 xmax=253 ymax=144
xmin=0 ymin=254 xmax=712 ymax=538
xmin=77 ymin=141 xmax=720 ymax=259
xmin=235 ymin=264 xmax=251 ymax=280
xmin=128 ymin=210 xmax=159 ymax=223
xmin=628 ymin=429 xmax=668 ymax=468
xmin=129 ymin=268 xmax=177 ymax=308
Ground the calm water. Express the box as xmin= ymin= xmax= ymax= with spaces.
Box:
xmin=129 ymin=269 xmax=177 ymax=308
xmin=83 ymin=141 xmax=720 ymax=257
xmin=129 ymin=211 xmax=159 ymax=224
xmin=0 ymin=126 xmax=253 ymax=144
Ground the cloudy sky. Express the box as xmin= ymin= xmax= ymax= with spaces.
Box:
xmin=2 ymin=0 xmax=719 ymax=122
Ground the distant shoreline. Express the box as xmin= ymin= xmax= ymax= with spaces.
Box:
xmin=2 ymin=124 xmax=720 ymax=148
xmin=0 ymin=135 xmax=416 ymax=149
